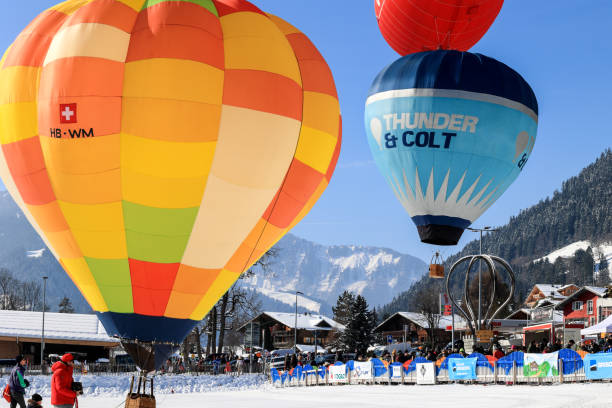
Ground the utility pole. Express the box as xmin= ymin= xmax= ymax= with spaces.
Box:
xmin=294 ymin=291 xmax=303 ymax=352
xmin=41 ymin=276 xmax=48 ymax=373
xmin=467 ymin=227 xmax=498 ymax=330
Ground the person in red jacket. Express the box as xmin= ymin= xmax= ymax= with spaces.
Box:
xmin=51 ymin=354 xmax=80 ymax=408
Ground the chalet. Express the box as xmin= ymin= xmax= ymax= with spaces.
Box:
xmin=238 ymin=312 xmax=344 ymax=351
xmin=555 ymin=286 xmax=608 ymax=328
xmin=524 ymin=284 xmax=578 ymax=308
xmin=0 ymin=310 xmax=119 ymax=365
xmin=374 ymin=312 xmax=467 ymax=345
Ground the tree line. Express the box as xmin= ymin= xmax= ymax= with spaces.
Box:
xmin=0 ymin=268 xmax=75 ymax=312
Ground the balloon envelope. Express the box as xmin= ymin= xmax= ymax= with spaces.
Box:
xmin=375 ymin=0 xmax=504 ymax=56
xmin=0 ymin=0 xmax=341 ymax=362
xmin=365 ymin=50 xmax=537 ymax=245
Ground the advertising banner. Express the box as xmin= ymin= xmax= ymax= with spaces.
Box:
xmin=523 ymin=352 xmax=559 ymax=377
xmin=448 ymin=357 xmax=477 ymax=380
xmin=391 ymin=365 xmax=403 ymax=379
xmin=351 ymin=361 xmax=373 ymax=380
xmin=416 ymin=362 xmax=436 ymax=385
xmin=584 ymin=353 xmax=612 ymax=380
xmin=329 ymin=365 xmax=347 ymax=383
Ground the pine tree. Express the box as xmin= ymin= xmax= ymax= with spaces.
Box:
xmin=340 ymin=294 xmax=375 ymax=356
xmin=596 ymin=253 xmax=610 ymax=286
xmin=58 ymin=296 xmax=74 ymax=313
xmin=332 ymin=291 xmax=355 ymax=327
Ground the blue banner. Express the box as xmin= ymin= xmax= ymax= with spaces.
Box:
xmin=448 ymin=357 xmax=477 ymax=380
xmin=584 ymin=353 xmax=612 ymax=380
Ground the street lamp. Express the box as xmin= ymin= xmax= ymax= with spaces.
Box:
xmin=294 ymin=291 xmax=303 ymax=352
xmin=467 ymin=226 xmax=498 ymax=330
xmin=41 ymin=276 xmax=48 ymax=373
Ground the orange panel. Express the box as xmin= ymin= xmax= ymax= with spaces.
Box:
xmin=39 ymin=57 xmax=124 ymax=100
xmin=26 ymin=202 xmax=69 ymax=232
xmin=133 ymin=1 xmax=222 ymax=38
xmin=127 ymin=25 xmax=224 ymax=70
xmin=326 ymin=117 xmax=342 ymax=181
xmin=2 ymin=137 xmax=45 ymax=176
xmin=12 ymin=169 xmax=56 ymax=205
xmin=46 ymin=230 xmax=82 ymax=259
xmin=164 ymin=292 xmax=203 ymax=318
xmin=50 ymin=169 xmax=121 ymax=204
xmin=171 ymin=264 xmax=221 ymax=294
xmin=286 ymin=33 xmax=337 ymax=98
xmin=3 ymin=10 xmax=67 ymax=68
xmin=223 ymin=70 xmax=302 ymax=120
xmin=38 ymin=96 xmax=121 ymax=138
xmin=63 ymin=0 xmax=138 ymax=33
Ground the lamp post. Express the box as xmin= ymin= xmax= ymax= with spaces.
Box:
xmin=467 ymin=227 xmax=498 ymax=330
xmin=294 ymin=291 xmax=303 ymax=352
xmin=41 ymin=276 xmax=48 ymax=372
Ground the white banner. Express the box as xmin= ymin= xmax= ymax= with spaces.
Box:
xmin=391 ymin=365 xmax=403 ymax=378
xmin=329 ymin=365 xmax=347 ymax=383
xmin=416 ymin=362 xmax=436 ymax=385
xmin=523 ymin=352 xmax=559 ymax=378
xmin=352 ymin=361 xmax=373 ymax=380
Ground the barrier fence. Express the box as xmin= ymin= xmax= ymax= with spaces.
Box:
xmin=270 ymin=350 xmax=612 ymax=387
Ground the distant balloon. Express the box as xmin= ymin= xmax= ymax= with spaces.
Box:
xmin=364 ymin=50 xmax=538 ymax=245
xmin=375 ymin=0 xmax=504 ymax=56
xmin=0 ymin=0 xmax=341 ymax=368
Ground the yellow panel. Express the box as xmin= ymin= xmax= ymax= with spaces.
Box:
xmin=294 ymin=126 xmax=337 ymax=174
xmin=44 ymin=23 xmax=131 ymax=65
xmin=0 ymin=103 xmax=38 ymax=144
xmin=71 ymin=229 xmax=127 ymax=259
xmin=0 ymin=67 xmax=40 ymax=104
xmin=45 ymin=229 xmax=82 ymax=259
xmin=124 ymin=59 xmax=224 ymax=105
xmin=40 ymin=134 xmax=120 ymax=175
xmin=212 ymin=106 xmax=300 ymax=188
xmin=60 ymin=257 xmax=108 ymax=312
xmin=265 ymin=14 xmax=300 ymax=35
xmin=59 ymin=201 xmax=124 ymax=231
xmin=121 ymin=133 xmax=216 ymax=178
xmin=121 ymin=170 xmax=207 ymax=208
xmin=188 ymin=269 xmax=241 ymax=320
xmin=48 ymin=168 xmax=121 ymax=204
xmin=116 ymin=0 xmax=147 ymax=11
xmin=122 ymin=97 xmax=221 ymax=142
xmin=302 ymin=91 xmax=340 ymax=136
xmin=49 ymin=0 xmax=93 ymax=14
xmin=221 ymin=12 xmax=301 ymax=85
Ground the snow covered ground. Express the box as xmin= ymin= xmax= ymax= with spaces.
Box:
xmin=20 ymin=375 xmax=612 ymax=408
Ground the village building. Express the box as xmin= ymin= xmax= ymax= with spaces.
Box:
xmin=374 ymin=312 xmax=467 ymax=345
xmin=524 ymin=284 xmax=579 ymax=308
xmin=555 ymin=286 xmax=608 ymax=328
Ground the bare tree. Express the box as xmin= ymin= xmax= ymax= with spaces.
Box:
xmin=416 ymin=287 xmax=441 ymax=348
xmin=0 ymin=268 xmax=15 ymax=310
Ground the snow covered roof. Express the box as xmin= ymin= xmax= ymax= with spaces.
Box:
xmin=533 ymin=284 xmax=569 ymax=299
xmin=555 ymin=286 xmax=608 ymax=308
xmin=376 ymin=312 xmax=468 ymax=331
xmin=240 ymin=311 xmax=345 ymax=332
xmin=0 ymin=310 xmax=119 ymax=344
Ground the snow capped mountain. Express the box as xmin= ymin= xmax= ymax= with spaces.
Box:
xmin=241 ymin=234 xmax=427 ymax=314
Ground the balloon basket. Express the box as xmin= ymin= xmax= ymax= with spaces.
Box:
xmin=428 ymin=251 xmax=445 ymax=278
xmin=126 ymin=374 xmax=155 ymax=408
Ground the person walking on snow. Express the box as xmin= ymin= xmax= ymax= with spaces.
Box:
xmin=8 ymin=355 xmax=30 ymax=408
xmin=51 ymin=353 xmax=81 ymax=408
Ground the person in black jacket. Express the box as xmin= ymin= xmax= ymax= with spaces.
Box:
xmin=8 ymin=355 xmax=30 ymax=408
xmin=26 ymin=393 xmax=42 ymax=408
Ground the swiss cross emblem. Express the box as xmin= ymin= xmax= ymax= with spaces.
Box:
xmin=59 ymin=103 xmax=77 ymax=124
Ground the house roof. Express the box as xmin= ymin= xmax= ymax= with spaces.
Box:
xmin=555 ymin=286 xmax=607 ymax=309
xmin=532 ymin=284 xmax=570 ymax=299
xmin=0 ymin=310 xmax=119 ymax=344
xmin=375 ymin=312 xmax=468 ymax=332
xmin=506 ymin=308 xmax=531 ymax=319
xmin=239 ymin=311 xmax=345 ymax=332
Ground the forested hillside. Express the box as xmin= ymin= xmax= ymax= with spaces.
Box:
xmin=380 ymin=149 xmax=612 ymax=318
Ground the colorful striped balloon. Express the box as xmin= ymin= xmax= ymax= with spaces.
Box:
xmin=0 ymin=0 xmax=341 ymax=346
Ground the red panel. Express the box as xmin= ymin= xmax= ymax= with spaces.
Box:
xmin=223 ymin=70 xmax=302 ymax=121
xmin=63 ymin=0 xmax=138 ymax=33
xmin=11 ymin=169 xmax=57 ymax=205
xmin=212 ymin=0 xmax=265 ymax=17
xmin=127 ymin=23 xmax=224 ymax=69
xmin=262 ymin=159 xmax=323 ymax=228
xmin=376 ymin=0 xmax=503 ymax=55
xmin=39 ymin=57 xmax=124 ymax=100
xmin=133 ymin=1 xmax=222 ymax=38
xmin=325 ymin=116 xmax=342 ymax=181
xmin=129 ymin=259 xmax=179 ymax=316
xmin=286 ymin=33 xmax=337 ymax=98
xmin=2 ymin=137 xmax=46 ymax=177
xmin=3 ymin=10 xmax=68 ymax=68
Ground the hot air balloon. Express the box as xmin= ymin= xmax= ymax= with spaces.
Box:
xmin=374 ymin=0 xmax=504 ymax=56
xmin=364 ymin=50 xmax=537 ymax=246
xmin=0 ymin=0 xmax=341 ymax=370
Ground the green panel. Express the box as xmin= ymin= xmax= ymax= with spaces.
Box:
xmin=125 ymin=230 xmax=191 ymax=263
xmin=142 ymin=0 xmax=218 ymax=16
xmin=122 ymin=201 xmax=199 ymax=236
xmin=85 ymin=258 xmax=134 ymax=313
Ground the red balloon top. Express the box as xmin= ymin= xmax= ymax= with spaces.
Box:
xmin=375 ymin=0 xmax=504 ymax=56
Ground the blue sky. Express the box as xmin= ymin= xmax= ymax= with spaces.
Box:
xmin=2 ymin=1 xmax=611 ymax=262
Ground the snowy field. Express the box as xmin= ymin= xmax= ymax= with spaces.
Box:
xmin=19 ymin=375 xmax=612 ymax=407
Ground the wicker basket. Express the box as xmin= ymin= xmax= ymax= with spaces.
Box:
xmin=429 ymin=263 xmax=445 ymax=278
xmin=125 ymin=394 xmax=156 ymax=408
